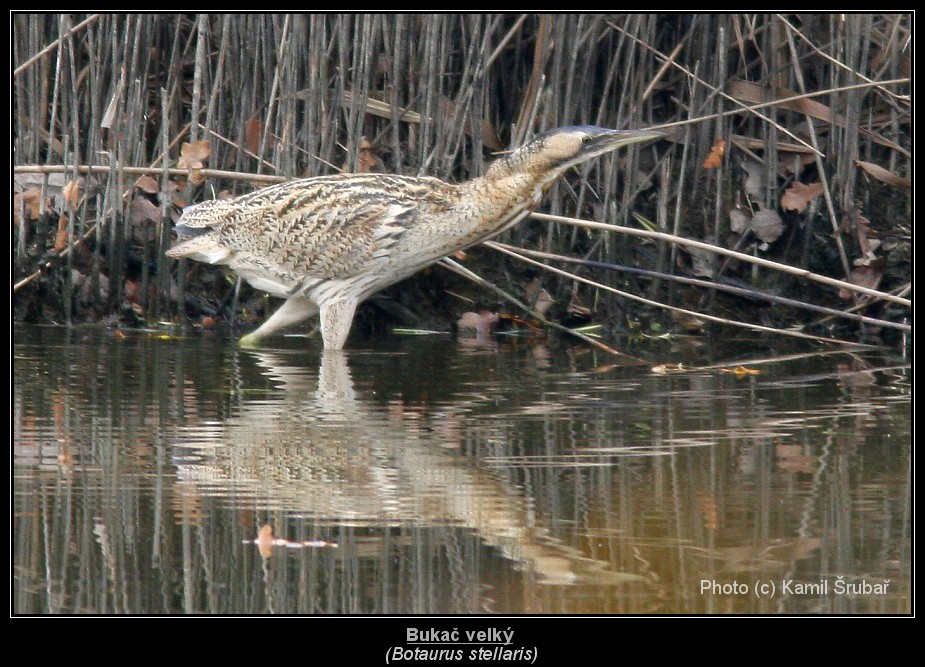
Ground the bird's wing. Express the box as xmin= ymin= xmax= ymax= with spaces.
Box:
xmin=218 ymin=179 xmax=420 ymax=281
xmin=174 ymin=198 xmax=238 ymax=229
xmin=165 ymin=199 xmax=238 ymax=261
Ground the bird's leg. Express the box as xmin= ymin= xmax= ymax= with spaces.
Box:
xmin=319 ymin=298 xmax=359 ymax=350
xmin=239 ymin=295 xmax=319 ymax=347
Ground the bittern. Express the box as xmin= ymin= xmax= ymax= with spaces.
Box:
xmin=167 ymin=126 xmax=662 ymax=349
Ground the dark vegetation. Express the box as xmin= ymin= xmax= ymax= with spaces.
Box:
xmin=13 ymin=14 xmax=912 ymax=350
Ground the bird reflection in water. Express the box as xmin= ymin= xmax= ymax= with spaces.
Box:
xmin=172 ymin=350 xmax=640 ymax=586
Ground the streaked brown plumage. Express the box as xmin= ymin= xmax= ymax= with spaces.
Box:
xmin=166 ymin=126 xmax=662 ymax=349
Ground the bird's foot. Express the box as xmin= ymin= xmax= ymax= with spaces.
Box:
xmin=238 ymin=332 xmax=263 ymax=348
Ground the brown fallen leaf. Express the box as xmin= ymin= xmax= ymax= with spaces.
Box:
xmin=53 ymin=214 xmax=69 ymax=252
xmin=566 ymin=295 xmax=593 ymax=319
xmin=525 ymin=277 xmax=554 ymax=317
xmin=17 ymin=187 xmax=45 ymax=221
xmin=178 ymin=140 xmax=210 ymax=185
xmin=355 ymin=137 xmax=385 ymax=173
xmin=62 ymin=179 xmax=82 ymax=208
xmin=839 ymin=262 xmax=884 ymax=300
xmin=703 ymin=137 xmax=725 ymax=169
xmin=856 ymin=160 xmax=911 ymax=189
xmin=457 ymin=311 xmax=500 ymax=338
xmin=178 ymin=140 xmax=211 ymax=170
xmin=244 ymin=117 xmax=265 ymax=155
xmin=129 ymin=196 xmax=160 ymax=224
xmin=134 ymin=174 xmax=160 ymax=194
xmin=781 ymin=181 xmax=824 ymax=213
xmin=671 ymin=310 xmax=705 ymax=332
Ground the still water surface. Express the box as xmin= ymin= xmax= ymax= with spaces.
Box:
xmin=13 ymin=325 xmax=911 ymax=614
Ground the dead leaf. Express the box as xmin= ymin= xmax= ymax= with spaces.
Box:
xmin=839 ymin=262 xmax=884 ymax=300
xmin=53 ymin=214 xmax=69 ymax=252
xmin=727 ymin=79 xmax=844 ymax=128
xmin=525 ymin=277 xmax=554 ymax=317
xmin=178 ymin=140 xmax=210 ymax=170
xmin=856 ymin=160 xmax=911 ymax=189
xmin=457 ymin=311 xmax=500 ymax=337
xmin=671 ymin=310 xmax=705 ymax=332
xmin=566 ymin=295 xmax=593 ymax=319
xmin=781 ymin=181 xmax=824 ymax=213
xmin=703 ymin=138 xmax=725 ymax=169
xmin=739 ymin=157 xmax=765 ymax=197
xmin=729 ymin=208 xmax=750 ymax=234
xmin=244 ymin=117 xmax=265 ymax=155
xmin=134 ymin=174 xmax=160 ymax=194
xmin=62 ymin=179 xmax=82 ymax=208
xmin=749 ymin=207 xmax=784 ymax=243
xmin=355 ymin=137 xmax=385 ymax=173
xmin=178 ymin=140 xmax=210 ymax=185
xmin=18 ymin=187 xmax=45 ymax=221
xmin=129 ymin=196 xmax=160 ymax=225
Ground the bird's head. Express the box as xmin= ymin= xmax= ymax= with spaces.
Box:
xmin=494 ymin=125 xmax=664 ymax=184
xmin=535 ymin=125 xmax=663 ymax=172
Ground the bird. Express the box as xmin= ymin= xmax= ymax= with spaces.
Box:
xmin=166 ymin=125 xmax=663 ymax=350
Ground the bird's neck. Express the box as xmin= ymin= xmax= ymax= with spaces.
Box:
xmin=452 ymin=159 xmax=558 ymax=244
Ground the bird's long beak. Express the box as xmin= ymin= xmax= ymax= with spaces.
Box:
xmin=582 ymin=128 xmax=665 ymax=160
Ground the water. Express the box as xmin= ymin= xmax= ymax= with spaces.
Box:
xmin=12 ymin=324 xmax=911 ymax=615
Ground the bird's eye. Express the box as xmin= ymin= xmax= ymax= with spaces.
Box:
xmin=581 ymin=135 xmax=593 ymax=144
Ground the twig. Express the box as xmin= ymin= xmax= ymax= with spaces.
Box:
xmin=805 ymin=283 xmax=912 ymax=331
xmin=485 ymin=241 xmax=910 ymax=333
xmin=652 ymin=77 xmax=911 ymax=156
xmin=13 ymin=14 xmax=102 ymax=77
xmin=487 ymin=241 xmax=880 ymax=349
xmin=15 ymin=163 xmax=287 ymax=185
xmin=607 ymin=17 xmax=819 ymax=155
xmin=775 ymin=14 xmax=908 ymax=103
xmin=529 ymin=211 xmax=911 ymax=308
xmin=782 ymin=22 xmax=853 ymax=281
